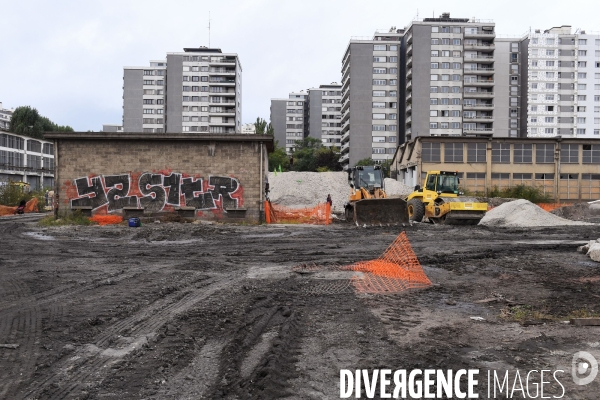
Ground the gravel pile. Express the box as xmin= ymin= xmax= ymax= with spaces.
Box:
xmin=267 ymin=172 xmax=413 ymax=213
xmin=479 ymin=199 xmax=593 ymax=227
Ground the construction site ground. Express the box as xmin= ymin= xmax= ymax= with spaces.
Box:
xmin=1 ymin=215 xmax=600 ymax=399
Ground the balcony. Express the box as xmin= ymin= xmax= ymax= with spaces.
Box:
xmin=406 ymin=33 xmax=412 ymax=44
xmin=406 ymin=92 xmax=412 ymax=101
xmin=341 ymin=142 xmax=350 ymax=153
xmin=341 ymin=99 xmax=350 ymax=113
xmin=462 ymin=127 xmax=494 ymax=135
xmin=465 ymin=54 xmax=495 ymax=63
xmin=209 ymin=109 xmax=236 ymax=116
xmin=341 ymin=131 xmax=350 ymax=144
xmin=463 ymin=103 xmax=493 ymax=110
xmin=463 ymin=115 xmax=494 ymax=123
xmin=209 ymin=58 xmax=236 ymax=65
xmin=464 ymin=67 xmax=494 ymax=76
xmin=209 ymin=68 xmax=235 ymax=75
xmin=463 ymin=30 xmax=496 ymax=39
xmin=406 ymin=116 xmax=412 ymax=124
xmin=406 ymin=80 xmax=412 ymax=90
xmin=406 ymin=68 xmax=412 ymax=78
xmin=463 ymin=78 xmax=495 ymax=87
xmin=407 ymin=44 xmax=413 ymax=55
xmin=463 ymin=91 xmax=494 ymax=98
xmin=208 ymin=79 xmax=235 ymax=85
xmin=406 ymin=56 xmax=413 ymax=67
xmin=209 ymin=89 xmax=236 ymax=96
xmin=406 ymin=104 xmax=412 ymax=113
xmin=209 ymin=98 xmax=236 ymax=105
xmin=463 ymin=43 xmax=495 ymax=52
xmin=406 ymin=128 xmax=412 ymax=136
xmin=339 ymin=153 xmax=349 ymax=163
xmin=210 ymin=120 xmax=236 ymax=126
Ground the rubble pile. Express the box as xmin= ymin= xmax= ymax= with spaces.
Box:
xmin=577 ymin=240 xmax=600 ymax=262
xmin=479 ymin=199 xmax=592 ymax=227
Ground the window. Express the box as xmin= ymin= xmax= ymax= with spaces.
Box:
xmin=430 ymin=86 xmax=438 ymax=93
xmin=561 ymin=144 xmax=579 ymax=163
xmin=445 ymin=143 xmax=464 ymax=162
xmin=373 ymin=79 xmax=387 ymax=85
xmin=373 ymin=56 xmax=387 ymax=62
xmin=467 ymin=143 xmax=486 ymax=163
xmin=388 ymin=136 xmax=397 ymax=143
xmin=431 ymin=75 xmax=438 ymax=81
xmin=536 ymin=144 xmax=554 ymax=163
xmin=514 ymin=144 xmax=533 ymax=163
xmin=430 ymin=98 xmax=438 ymax=105
xmin=579 ymin=95 xmax=587 ymax=101
xmin=492 ymin=143 xmax=510 ymax=163
xmin=372 ymin=102 xmax=385 ymax=108
xmin=579 ymin=50 xmax=587 ymax=56
xmin=143 ymin=80 xmax=154 ymax=85
xmin=389 ymin=56 xmax=398 ymax=62
xmin=545 ymin=117 xmax=554 ymax=123
xmin=546 ymin=38 xmax=555 ymax=45
xmin=431 ymin=62 xmax=439 ymax=69
xmin=372 ymin=125 xmax=385 ymax=131
xmin=546 ymin=72 xmax=555 ymax=78
xmin=389 ymin=91 xmax=397 ymax=97
xmin=440 ymin=99 xmax=449 ymax=105
xmin=373 ymin=90 xmax=386 ymax=97
xmin=389 ymin=79 xmax=397 ymax=85
xmin=578 ymin=61 xmax=587 ymax=68
xmin=442 ymin=39 xmax=450 ymax=45
xmin=389 ymin=68 xmax=398 ymax=74
xmin=430 ymin=110 xmax=438 ymax=117
xmin=577 ymin=128 xmax=586 ymax=135
xmin=452 ymin=39 xmax=461 ymax=45
xmin=577 ymin=117 xmax=586 ymax=124
xmin=372 ymin=137 xmax=386 ymax=143
xmin=579 ymin=39 xmax=587 ymax=45
xmin=432 ymin=26 xmax=439 ymax=33
xmin=422 ymin=142 xmax=440 ymax=162
xmin=431 ymin=39 xmax=439 ymax=45
xmin=578 ymin=72 xmax=587 ymax=79
xmin=441 ymin=74 xmax=450 ymax=81
xmin=452 ymin=88 xmax=460 ymax=95
xmin=372 ymin=148 xmax=386 ymax=154
xmin=451 ymin=110 xmax=460 ymax=117
xmin=431 ymin=50 xmax=439 ymax=57
xmin=578 ymin=84 xmax=587 ymax=90
xmin=440 ymin=122 xmax=449 ymax=129
xmin=372 ymin=113 xmax=386 ymax=119
xmin=583 ymin=145 xmax=600 ymax=163
xmin=546 ymin=50 xmax=555 ymax=56
xmin=389 ymin=114 xmax=397 ymax=120
xmin=390 ymin=45 xmax=398 ymax=51
xmin=374 ymin=45 xmax=387 ymax=51
xmin=373 ymin=68 xmax=387 ymax=74
xmin=430 ymin=123 xmax=438 ymax=129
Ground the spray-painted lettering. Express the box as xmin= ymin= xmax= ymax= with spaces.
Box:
xmin=69 ymin=172 xmax=242 ymax=213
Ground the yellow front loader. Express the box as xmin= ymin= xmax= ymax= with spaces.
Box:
xmin=344 ymin=165 xmax=409 ymax=225
xmin=406 ymin=171 xmax=488 ymax=225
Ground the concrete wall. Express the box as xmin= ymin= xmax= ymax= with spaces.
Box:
xmin=348 ymin=42 xmax=375 ymax=165
xmin=308 ymin=90 xmax=322 ymax=139
xmin=51 ymin=134 xmax=272 ymax=223
xmin=166 ymin=54 xmax=183 ymax=133
xmin=270 ymin=99 xmax=287 ymax=148
xmin=494 ymin=40 xmax=512 ymax=138
xmin=123 ymin=69 xmax=143 ymax=132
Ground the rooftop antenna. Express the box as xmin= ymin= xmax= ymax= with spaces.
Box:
xmin=208 ymin=11 xmax=211 ymax=47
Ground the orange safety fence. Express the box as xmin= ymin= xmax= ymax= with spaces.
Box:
xmin=89 ymin=215 xmax=124 ymax=225
xmin=342 ymin=231 xmax=432 ymax=294
xmin=535 ymin=202 xmax=573 ymax=212
xmin=265 ymin=201 xmax=331 ymax=225
xmin=0 ymin=198 xmax=39 ymax=216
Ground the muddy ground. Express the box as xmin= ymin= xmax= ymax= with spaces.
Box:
xmin=1 ymin=215 xmax=600 ymax=399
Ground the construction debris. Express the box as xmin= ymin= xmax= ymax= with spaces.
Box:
xmin=577 ymin=239 xmax=600 ymax=262
xmin=479 ymin=199 xmax=593 ymax=227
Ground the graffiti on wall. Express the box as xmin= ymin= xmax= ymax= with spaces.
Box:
xmin=67 ymin=172 xmax=243 ymax=213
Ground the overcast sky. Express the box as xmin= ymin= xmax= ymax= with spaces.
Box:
xmin=2 ymin=0 xmax=598 ymax=131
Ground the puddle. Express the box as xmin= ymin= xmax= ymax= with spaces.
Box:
xmin=23 ymin=232 xmax=55 ymax=241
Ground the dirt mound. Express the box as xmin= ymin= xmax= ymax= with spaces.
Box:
xmin=267 ymin=172 xmax=412 ymax=213
xmin=550 ymin=202 xmax=600 ymax=222
xmin=479 ymin=199 xmax=593 ymax=227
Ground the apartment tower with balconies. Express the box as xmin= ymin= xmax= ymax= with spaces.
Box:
xmin=122 ymin=47 xmax=242 ymax=134
xmin=340 ymin=29 xmax=403 ymax=166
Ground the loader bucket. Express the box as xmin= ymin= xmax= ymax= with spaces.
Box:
xmin=353 ymin=198 xmax=409 ymax=226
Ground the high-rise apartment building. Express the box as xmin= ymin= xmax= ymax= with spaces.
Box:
xmin=270 ymin=84 xmax=341 ymax=154
xmin=122 ymin=47 xmax=242 ymax=134
xmin=520 ymin=26 xmax=600 ymax=138
xmin=340 ymin=29 xmax=403 ymax=166
xmin=402 ymin=14 xmax=497 ymax=142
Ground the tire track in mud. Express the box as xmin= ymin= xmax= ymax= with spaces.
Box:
xmin=25 ymin=273 xmax=242 ymax=400
xmin=0 ymin=279 xmax=41 ymax=399
xmin=205 ymin=296 xmax=302 ymax=399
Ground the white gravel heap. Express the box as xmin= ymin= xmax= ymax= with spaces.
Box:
xmin=479 ymin=199 xmax=592 ymax=227
xmin=267 ymin=171 xmax=413 ymax=213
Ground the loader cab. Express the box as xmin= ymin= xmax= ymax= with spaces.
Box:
xmin=349 ymin=165 xmax=384 ymax=193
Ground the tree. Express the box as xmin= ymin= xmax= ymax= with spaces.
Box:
xmin=315 ymin=146 xmax=343 ymax=172
xmin=9 ymin=106 xmax=73 ymax=139
xmin=255 ymin=117 xmax=268 ymax=135
xmin=266 ymin=122 xmax=274 ymax=135
xmin=268 ymin=141 xmax=290 ymax=172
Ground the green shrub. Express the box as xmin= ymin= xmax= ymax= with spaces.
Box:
xmin=39 ymin=210 xmax=92 ymax=226
xmin=487 ymin=184 xmax=551 ymax=203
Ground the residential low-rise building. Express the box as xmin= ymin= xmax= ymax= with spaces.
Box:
xmin=0 ymin=131 xmax=55 ymax=189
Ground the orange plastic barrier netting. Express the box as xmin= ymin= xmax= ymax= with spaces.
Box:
xmin=0 ymin=198 xmax=39 ymax=216
xmin=343 ymin=231 xmax=432 ymax=294
xmin=89 ymin=215 xmax=124 ymax=225
xmin=536 ymin=202 xmax=573 ymax=212
xmin=265 ymin=201 xmax=331 ymax=225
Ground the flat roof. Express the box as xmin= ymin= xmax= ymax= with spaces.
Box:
xmin=45 ymin=132 xmax=274 ymax=151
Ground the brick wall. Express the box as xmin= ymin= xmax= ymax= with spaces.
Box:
xmin=52 ymin=136 xmax=271 ymax=223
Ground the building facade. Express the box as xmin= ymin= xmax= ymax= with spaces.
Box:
xmin=122 ymin=48 xmax=242 ymax=134
xmin=0 ymin=131 xmax=55 ymax=189
xmin=0 ymin=102 xmax=13 ymax=132
xmin=340 ymin=29 xmax=403 ymax=166
xmin=393 ymin=136 xmax=600 ymax=201
xmin=270 ymin=85 xmax=341 ymax=154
